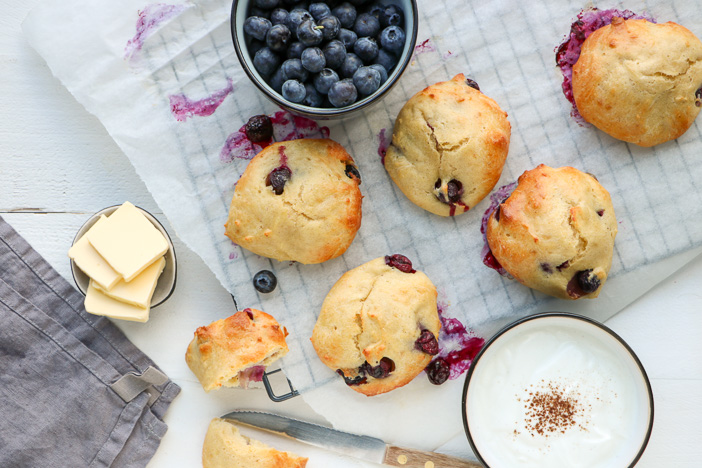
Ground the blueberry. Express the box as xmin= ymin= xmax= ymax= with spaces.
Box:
xmin=253 ymin=47 xmax=280 ymax=77
xmin=269 ymin=66 xmax=285 ymax=92
xmin=282 ymin=79 xmax=307 ymax=103
xmin=380 ymin=4 xmax=403 ymax=27
xmin=368 ymin=63 xmax=387 ymax=84
xmin=339 ymin=53 xmax=363 ymax=78
xmin=345 ymin=164 xmax=361 ymax=183
xmin=465 ymin=78 xmax=480 ymax=91
xmin=696 ymin=87 xmax=702 ymax=107
xmin=286 ymin=8 xmax=313 ymax=34
xmin=254 ymin=0 xmax=279 ymax=9
xmin=318 ymin=15 xmax=341 ymax=41
xmin=332 ymin=2 xmax=357 ymax=29
xmin=436 ymin=179 xmax=464 ymax=204
xmin=244 ymin=16 xmax=272 ymax=41
xmin=353 ymin=66 xmax=381 ymax=95
xmin=296 ymin=19 xmax=324 ymax=46
xmin=353 ymin=37 xmax=378 ymax=62
xmin=286 ymin=41 xmax=306 ymax=59
xmin=577 ymin=269 xmax=601 ymax=294
xmin=250 ymin=7 xmax=272 ymax=19
xmin=379 ymin=25 xmax=405 ymax=55
xmin=302 ymin=83 xmax=323 ymax=107
xmin=266 ymin=165 xmax=292 ymax=194
xmin=244 ymin=115 xmax=274 ymax=142
xmin=415 ymin=329 xmax=439 ymax=355
xmin=266 ymin=24 xmax=292 ymax=53
xmin=353 ymin=12 xmax=380 ymax=37
xmin=323 ymin=40 xmax=346 ymax=70
xmin=384 ymin=254 xmax=415 ymax=273
xmin=313 ymin=68 xmax=340 ymax=94
xmin=337 ymin=28 xmax=358 ymax=49
xmin=270 ymin=8 xmax=289 ymax=25
xmin=328 ymin=78 xmax=358 ymax=107
xmin=597 ymin=209 xmax=605 ymax=217
xmin=348 ymin=0 xmax=371 ymax=6
xmin=367 ymin=2 xmax=384 ymax=19
xmin=367 ymin=357 xmax=395 ymax=378
xmin=253 ymin=270 xmax=278 ymax=293
xmin=281 ymin=58 xmax=309 ymax=81
xmin=308 ymin=2 xmax=331 ymax=20
xmin=336 ymin=369 xmax=367 ymax=386
xmin=301 ymin=47 xmax=326 ymax=73
xmin=373 ymin=49 xmax=397 ymax=72
xmin=426 ymin=358 xmax=450 ymax=385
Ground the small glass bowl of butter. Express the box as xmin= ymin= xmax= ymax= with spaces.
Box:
xmin=69 ymin=202 xmax=177 ymax=322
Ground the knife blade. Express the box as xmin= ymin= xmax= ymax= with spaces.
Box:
xmin=221 ymin=410 xmax=482 ymax=468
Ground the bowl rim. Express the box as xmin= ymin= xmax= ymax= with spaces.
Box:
xmin=230 ymin=0 xmax=419 ymax=118
xmin=461 ymin=311 xmax=655 ymax=468
xmin=69 ymin=204 xmax=178 ymax=309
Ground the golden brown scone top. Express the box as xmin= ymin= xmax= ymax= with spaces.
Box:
xmin=384 ymin=73 xmax=511 ymax=216
xmin=185 ymin=308 xmax=289 ymax=392
xmin=486 ymin=165 xmax=617 ymax=300
xmin=225 ymin=138 xmax=362 ymax=264
xmin=202 ymin=418 xmax=308 ymax=468
xmin=573 ymin=17 xmax=702 ymax=147
xmin=311 ymin=256 xmax=440 ymax=396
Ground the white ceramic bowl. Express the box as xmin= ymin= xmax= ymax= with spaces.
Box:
xmin=462 ymin=312 xmax=654 ymax=468
xmin=70 ymin=205 xmax=177 ymax=308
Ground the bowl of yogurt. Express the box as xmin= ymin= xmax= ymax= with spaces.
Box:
xmin=462 ymin=312 xmax=653 ymax=468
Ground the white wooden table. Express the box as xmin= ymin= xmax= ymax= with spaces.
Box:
xmin=1 ymin=1 xmax=701 ymax=466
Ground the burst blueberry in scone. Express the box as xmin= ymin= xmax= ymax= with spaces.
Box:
xmin=311 ymin=255 xmax=441 ymax=396
xmin=384 ymin=73 xmax=511 ymax=216
xmin=565 ymin=11 xmax=702 ymax=146
xmin=225 ymin=139 xmax=362 ymax=264
xmin=185 ymin=308 xmax=288 ymax=392
xmin=202 ymin=418 xmax=307 ymax=468
xmin=485 ymin=165 xmax=617 ymax=300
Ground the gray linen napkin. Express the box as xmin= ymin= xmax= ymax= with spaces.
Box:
xmin=0 ymin=216 xmax=180 ymax=467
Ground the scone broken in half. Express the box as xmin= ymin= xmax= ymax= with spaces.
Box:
xmin=202 ymin=418 xmax=307 ymax=468
xmin=186 ymin=308 xmax=288 ymax=392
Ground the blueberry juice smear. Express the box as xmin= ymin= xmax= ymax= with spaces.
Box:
xmin=555 ymin=8 xmax=656 ymax=123
xmin=480 ymin=181 xmax=517 ymax=277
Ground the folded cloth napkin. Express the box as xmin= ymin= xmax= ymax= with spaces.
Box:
xmin=0 ymin=216 xmax=180 ymax=467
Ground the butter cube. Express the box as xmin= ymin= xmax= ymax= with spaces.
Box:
xmin=87 ymin=202 xmax=168 ymax=282
xmin=94 ymin=257 xmax=165 ymax=308
xmin=68 ymin=215 xmax=122 ymax=290
xmin=85 ymin=281 xmax=149 ymax=323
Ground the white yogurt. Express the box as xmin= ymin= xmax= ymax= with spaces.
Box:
xmin=464 ymin=315 xmax=652 ymax=468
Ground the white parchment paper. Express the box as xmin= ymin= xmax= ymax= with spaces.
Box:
xmin=24 ymin=0 xmax=702 ymax=451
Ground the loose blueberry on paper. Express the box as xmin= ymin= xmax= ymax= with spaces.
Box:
xmin=253 ymin=270 xmax=277 ymax=293
xmin=245 ymin=0 xmax=408 ymax=108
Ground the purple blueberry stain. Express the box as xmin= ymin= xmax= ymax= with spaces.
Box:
xmin=555 ymin=7 xmax=656 ymax=124
xmin=384 ymin=254 xmax=416 ymax=273
xmin=480 ymin=181 xmax=517 ymax=277
xmin=124 ymin=3 xmax=190 ymax=62
xmin=426 ymin=298 xmax=485 ymax=383
xmin=169 ymin=79 xmax=234 ymax=122
xmin=411 ymin=38 xmax=436 ymax=61
xmin=557 ymin=260 xmax=570 ymax=271
xmin=541 ymin=263 xmax=553 ymax=274
xmin=220 ymin=109 xmax=330 ymax=164
xmin=377 ymin=128 xmax=390 ymax=165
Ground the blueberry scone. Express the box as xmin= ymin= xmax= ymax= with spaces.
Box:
xmin=225 ymin=139 xmax=362 ymax=264
xmin=185 ymin=308 xmax=288 ymax=392
xmin=573 ymin=17 xmax=702 ymax=146
xmin=485 ymin=165 xmax=617 ymax=300
xmin=202 ymin=418 xmax=307 ymax=468
xmin=311 ymin=255 xmax=440 ymax=396
xmin=384 ymin=73 xmax=511 ymax=216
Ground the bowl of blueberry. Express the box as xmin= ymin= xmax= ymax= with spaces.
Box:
xmin=231 ymin=0 xmax=418 ymax=118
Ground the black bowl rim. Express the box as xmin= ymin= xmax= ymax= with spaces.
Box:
xmin=461 ymin=311 xmax=654 ymax=468
xmin=230 ymin=0 xmax=419 ymax=119
xmin=69 ymin=204 xmax=178 ymax=309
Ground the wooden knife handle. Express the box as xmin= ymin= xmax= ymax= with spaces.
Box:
xmin=383 ymin=445 xmax=483 ymax=468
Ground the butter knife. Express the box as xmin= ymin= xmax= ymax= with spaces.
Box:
xmin=222 ymin=410 xmax=482 ymax=468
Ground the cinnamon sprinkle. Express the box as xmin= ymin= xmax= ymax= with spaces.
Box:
xmin=522 ymin=381 xmax=586 ymax=437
